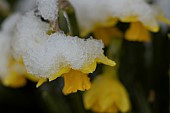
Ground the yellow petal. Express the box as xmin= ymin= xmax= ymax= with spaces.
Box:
xmin=157 ymin=16 xmax=170 ymax=26
xmin=81 ymin=55 xmax=115 ymax=74
xmin=18 ymin=56 xmax=24 ymax=64
xmin=96 ymin=55 xmax=116 ymax=66
xmin=63 ymin=70 xmax=91 ymax=95
xmin=112 ymin=80 xmax=131 ymax=112
xmin=25 ymin=73 xmax=39 ymax=82
xmin=83 ymin=76 xmax=102 ymax=110
xmin=80 ymin=17 xmax=118 ymax=37
xmin=49 ymin=67 xmax=71 ymax=81
xmin=144 ymin=24 xmax=159 ymax=33
xmin=36 ymin=77 xmax=47 ymax=88
xmin=9 ymin=57 xmax=39 ymax=83
xmin=121 ymin=15 xmax=138 ymax=22
xmin=2 ymin=71 xmax=27 ymax=88
xmin=105 ymin=103 xmax=119 ymax=113
xmin=121 ymin=16 xmax=160 ymax=32
xmin=83 ymin=91 xmax=97 ymax=110
xmin=93 ymin=26 xmax=123 ymax=46
xmin=81 ymin=61 xmax=97 ymax=74
xmin=83 ymin=74 xmax=130 ymax=113
xmin=1 ymin=58 xmax=27 ymax=88
xmin=125 ymin=22 xmax=151 ymax=42
xmin=92 ymin=102 xmax=118 ymax=113
xmin=95 ymin=17 xmax=118 ymax=27
xmin=84 ymin=76 xmax=110 ymax=112
xmin=80 ymin=29 xmax=91 ymax=38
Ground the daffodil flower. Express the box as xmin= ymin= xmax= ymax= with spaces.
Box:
xmin=0 ymin=13 xmax=39 ymax=88
xmin=12 ymin=10 xmax=115 ymax=94
xmin=69 ymin=0 xmax=170 ymax=42
xmin=125 ymin=22 xmax=151 ymax=42
xmin=0 ymin=33 xmax=28 ymax=88
xmin=93 ymin=26 xmax=123 ymax=46
xmin=83 ymin=67 xmax=131 ymax=113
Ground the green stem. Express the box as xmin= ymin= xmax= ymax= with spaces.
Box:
xmin=58 ymin=10 xmax=69 ymax=34
xmin=58 ymin=0 xmax=80 ymax=36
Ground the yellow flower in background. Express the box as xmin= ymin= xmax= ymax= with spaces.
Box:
xmin=69 ymin=0 xmax=170 ymax=42
xmin=3 ymin=61 xmax=39 ymax=88
xmin=0 ymin=32 xmax=29 ymax=88
xmin=1 ymin=58 xmax=40 ymax=88
xmin=83 ymin=67 xmax=131 ymax=113
xmin=93 ymin=26 xmax=123 ymax=46
xmin=1 ymin=58 xmax=27 ymax=88
xmin=125 ymin=22 xmax=151 ymax=42
xmin=2 ymin=73 xmax=26 ymax=88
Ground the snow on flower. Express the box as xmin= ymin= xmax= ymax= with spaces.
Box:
xmin=0 ymin=33 xmax=11 ymax=77
xmin=69 ymin=0 xmax=160 ymax=32
xmin=0 ymin=13 xmax=29 ymax=88
xmin=0 ymin=13 xmax=21 ymax=77
xmin=14 ymin=11 xmax=115 ymax=78
xmin=13 ymin=11 xmax=115 ymax=93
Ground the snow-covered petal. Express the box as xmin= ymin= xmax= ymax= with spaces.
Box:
xmin=69 ymin=0 xmax=159 ymax=32
xmin=0 ymin=33 xmax=11 ymax=77
xmin=14 ymin=11 xmax=115 ymax=79
xmin=2 ymin=13 xmax=21 ymax=33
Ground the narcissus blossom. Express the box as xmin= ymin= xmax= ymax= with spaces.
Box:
xmin=0 ymin=13 xmax=38 ymax=88
xmin=13 ymin=11 xmax=115 ymax=94
xmin=93 ymin=26 xmax=123 ymax=46
xmin=125 ymin=22 xmax=151 ymax=42
xmin=69 ymin=0 xmax=170 ymax=42
xmin=83 ymin=67 xmax=131 ymax=113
